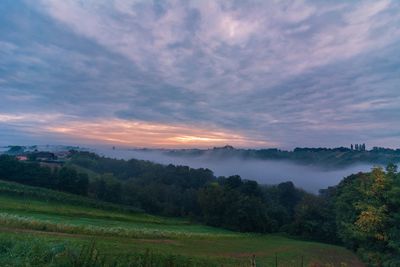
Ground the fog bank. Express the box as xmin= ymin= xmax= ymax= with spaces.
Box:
xmin=94 ymin=147 xmax=373 ymax=193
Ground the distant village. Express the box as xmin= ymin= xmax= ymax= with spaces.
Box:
xmin=0 ymin=145 xmax=80 ymax=169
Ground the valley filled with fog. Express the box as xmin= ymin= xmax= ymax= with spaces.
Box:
xmin=94 ymin=147 xmax=373 ymax=192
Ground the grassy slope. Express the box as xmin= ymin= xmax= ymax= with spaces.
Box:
xmin=0 ymin=180 xmax=364 ymax=266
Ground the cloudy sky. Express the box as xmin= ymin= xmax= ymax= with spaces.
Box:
xmin=1 ymin=0 xmax=400 ymax=149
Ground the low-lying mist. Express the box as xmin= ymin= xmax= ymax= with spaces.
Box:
xmin=94 ymin=147 xmax=373 ymax=193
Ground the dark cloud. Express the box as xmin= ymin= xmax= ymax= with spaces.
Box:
xmin=0 ymin=0 xmax=399 ymax=148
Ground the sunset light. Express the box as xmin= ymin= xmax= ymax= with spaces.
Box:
xmin=1 ymin=1 xmax=399 ymax=265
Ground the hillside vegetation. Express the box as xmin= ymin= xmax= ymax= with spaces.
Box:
xmin=1 ymin=152 xmax=399 ymax=266
xmin=0 ymin=180 xmax=363 ymax=266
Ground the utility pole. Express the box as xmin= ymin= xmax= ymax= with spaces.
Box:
xmin=251 ymin=254 xmax=256 ymax=267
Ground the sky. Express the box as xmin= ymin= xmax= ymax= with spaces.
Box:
xmin=1 ymin=0 xmax=400 ymax=149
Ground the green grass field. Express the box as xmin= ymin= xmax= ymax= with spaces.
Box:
xmin=0 ymin=180 xmax=364 ymax=266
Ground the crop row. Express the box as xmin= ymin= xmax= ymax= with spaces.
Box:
xmin=0 ymin=213 xmax=236 ymax=240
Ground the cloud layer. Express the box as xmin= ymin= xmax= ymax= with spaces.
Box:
xmin=0 ymin=0 xmax=400 ymax=148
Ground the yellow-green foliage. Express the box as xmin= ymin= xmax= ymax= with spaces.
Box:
xmin=335 ymin=166 xmax=400 ymax=266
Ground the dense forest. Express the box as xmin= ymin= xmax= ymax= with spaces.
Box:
xmin=0 ymin=151 xmax=399 ymax=266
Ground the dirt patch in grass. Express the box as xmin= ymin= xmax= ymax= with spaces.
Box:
xmin=309 ymin=247 xmax=366 ymax=267
xmin=217 ymin=246 xmax=292 ymax=258
xmin=135 ymin=238 xmax=179 ymax=244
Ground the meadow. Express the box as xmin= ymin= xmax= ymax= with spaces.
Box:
xmin=0 ymin=180 xmax=364 ymax=267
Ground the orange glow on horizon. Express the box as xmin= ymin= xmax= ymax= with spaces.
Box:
xmin=44 ymin=118 xmax=273 ymax=148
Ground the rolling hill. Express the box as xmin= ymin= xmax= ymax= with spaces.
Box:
xmin=0 ymin=179 xmax=364 ymax=266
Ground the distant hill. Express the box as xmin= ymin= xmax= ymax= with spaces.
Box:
xmin=3 ymin=144 xmax=399 ymax=169
xmin=152 ymin=145 xmax=400 ymax=168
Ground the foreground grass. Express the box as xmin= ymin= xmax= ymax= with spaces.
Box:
xmin=0 ymin=233 xmax=220 ymax=267
xmin=0 ymin=180 xmax=364 ymax=266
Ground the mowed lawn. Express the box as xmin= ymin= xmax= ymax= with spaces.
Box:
xmin=0 ymin=181 xmax=364 ymax=266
